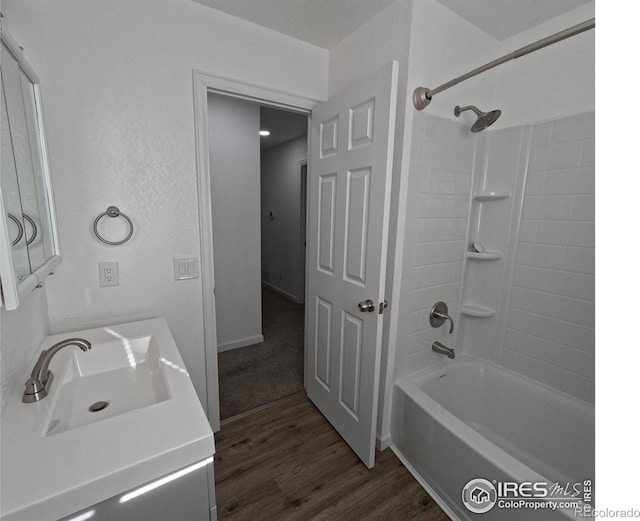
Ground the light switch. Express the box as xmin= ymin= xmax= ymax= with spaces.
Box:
xmin=174 ymin=258 xmax=199 ymax=280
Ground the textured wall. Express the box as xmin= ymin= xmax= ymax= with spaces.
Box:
xmin=0 ymin=289 xmax=50 ymax=411
xmin=3 ymin=0 xmax=328 ymax=408
xmin=260 ymin=136 xmax=307 ymax=303
xmin=208 ymin=94 xmax=262 ymax=351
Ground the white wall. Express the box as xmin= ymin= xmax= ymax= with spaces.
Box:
xmin=407 ymin=0 xmax=595 ymax=127
xmin=208 ymin=94 xmax=262 ymax=351
xmin=328 ymin=0 xmax=412 ymax=99
xmin=0 ymin=289 xmax=50 ymax=411
xmin=3 ymin=0 xmax=328 ymax=408
xmin=260 ymin=136 xmax=307 ymax=303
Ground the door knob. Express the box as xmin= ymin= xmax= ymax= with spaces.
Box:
xmin=358 ymin=299 xmax=375 ymax=312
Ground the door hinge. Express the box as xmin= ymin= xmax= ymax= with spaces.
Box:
xmin=378 ymin=300 xmax=388 ymax=314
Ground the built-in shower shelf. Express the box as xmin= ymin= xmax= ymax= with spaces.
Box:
xmin=473 ymin=191 xmax=510 ymax=202
xmin=467 ymin=251 xmax=503 ymax=261
xmin=460 ymin=304 xmax=495 ymax=318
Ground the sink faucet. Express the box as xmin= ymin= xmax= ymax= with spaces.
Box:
xmin=23 ymin=338 xmax=92 ymax=403
xmin=432 ymin=341 xmax=455 ymax=359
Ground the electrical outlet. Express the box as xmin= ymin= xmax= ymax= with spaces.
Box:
xmin=99 ymin=262 xmax=119 ymax=287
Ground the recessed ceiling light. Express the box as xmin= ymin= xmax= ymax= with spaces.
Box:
xmin=259 ymin=130 xmax=270 ymax=136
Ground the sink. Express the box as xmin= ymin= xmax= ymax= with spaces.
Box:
xmin=0 ymin=318 xmax=214 ymax=521
xmin=45 ymin=333 xmax=170 ymax=435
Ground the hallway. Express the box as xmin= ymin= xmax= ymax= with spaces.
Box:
xmin=218 ymin=287 xmax=305 ymax=419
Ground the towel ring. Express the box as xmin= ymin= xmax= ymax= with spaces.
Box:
xmin=93 ymin=206 xmax=134 ymax=245
xmin=8 ymin=213 xmax=24 ymax=246
xmin=23 ymin=213 xmax=38 ymax=245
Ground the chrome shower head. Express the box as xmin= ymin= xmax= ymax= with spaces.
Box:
xmin=454 ymin=105 xmax=502 ymax=132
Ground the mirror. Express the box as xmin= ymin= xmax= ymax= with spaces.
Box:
xmin=1 ymin=29 xmax=60 ymax=310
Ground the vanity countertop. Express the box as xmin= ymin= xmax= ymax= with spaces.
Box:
xmin=0 ymin=318 xmax=214 ymax=521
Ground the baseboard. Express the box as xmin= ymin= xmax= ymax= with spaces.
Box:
xmin=390 ymin=443 xmax=462 ymax=521
xmin=261 ymin=281 xmax=302 ymax=304
xmin=217 ymin=335 xmax=264 ymax=353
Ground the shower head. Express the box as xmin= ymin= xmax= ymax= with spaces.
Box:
xmin=454 ymin=105 xmax=501 ymax=132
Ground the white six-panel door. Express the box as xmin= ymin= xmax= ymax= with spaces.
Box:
xmin=305 ymin=61 xmax=398 ymax=468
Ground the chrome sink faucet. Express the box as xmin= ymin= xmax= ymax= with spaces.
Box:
xmin=23 ymin=338 xmax=92 ymax=403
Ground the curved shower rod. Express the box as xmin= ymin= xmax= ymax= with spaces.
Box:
xmin=413 ymin=18 xmax=595 ymax=110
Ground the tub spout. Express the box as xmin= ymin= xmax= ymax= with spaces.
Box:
xmin=432 ymin=341 xmax=455 ymax=359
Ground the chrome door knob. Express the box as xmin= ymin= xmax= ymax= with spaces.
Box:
xmin=358 ymin=299 xmax=375 ymax=312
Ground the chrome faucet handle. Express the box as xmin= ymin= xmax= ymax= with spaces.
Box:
xmin=429 ymin=301 xmax=454 ymax=334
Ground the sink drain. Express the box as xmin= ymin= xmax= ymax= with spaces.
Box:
xmin=89 ymin=401 xmax=109 ymax=412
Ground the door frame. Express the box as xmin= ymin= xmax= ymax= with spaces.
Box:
xmin=192 ymin=69 xmax=322 ymax=431
xmin=297 ymin=160 xmax=308 ymax=306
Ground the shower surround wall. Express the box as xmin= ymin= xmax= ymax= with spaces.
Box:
xmin=396 ymin=110 xmax=595 ymax=404
xmin=501 ymin=111 xmax=595 ymax=402
xmin=397 ymin=114 xmax=475 ymax=374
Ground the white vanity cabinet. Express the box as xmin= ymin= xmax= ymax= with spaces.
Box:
xmin=59 ymin=459 xmax=217 ymax=521
xmin=0 ymin=319 xmax=216 ymax=521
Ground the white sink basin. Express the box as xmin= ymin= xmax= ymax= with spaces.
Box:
xmin=46 ymin=333 xmax=169 ymax=435
xmin=0 ymin=318 xmax=214 ymax=521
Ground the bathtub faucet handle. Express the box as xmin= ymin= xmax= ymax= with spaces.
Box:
xmin=429 ymin=301 xmax=454 ymax=334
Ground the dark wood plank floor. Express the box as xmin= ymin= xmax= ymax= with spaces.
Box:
xmin=214 ymin=391 xmax=450 ymax=521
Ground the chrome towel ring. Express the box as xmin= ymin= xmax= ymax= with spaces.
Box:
xmin=93 ymin=206 xmax=134 ymax=245
xmin=8 ymin=213 xmax=24 ymax=246
xmin=7 ymin=213 xmax=38 ymax=246
xmin=23 ymin=213 xmax=38 ymax=245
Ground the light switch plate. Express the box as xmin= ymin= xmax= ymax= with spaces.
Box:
xmin=174 ymin=258 xmax=199 ymax=280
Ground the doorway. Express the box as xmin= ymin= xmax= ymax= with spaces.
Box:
xmin=194 ymin=63 xmax=398 ymax=469
xmin=209 ymin=98 xmax=308 ymax=419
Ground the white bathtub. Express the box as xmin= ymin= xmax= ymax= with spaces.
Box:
xmin=392 ymin=355 xmax=594 ymax=521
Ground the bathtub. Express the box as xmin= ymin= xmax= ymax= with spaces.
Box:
xmin=392 ymin=355 xmax=594 ymax=521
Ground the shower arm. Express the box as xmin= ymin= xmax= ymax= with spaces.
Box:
xmin=413 ymin=18 xmax=595 ymax=110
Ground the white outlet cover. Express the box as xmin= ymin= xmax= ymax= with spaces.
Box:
xmin=99 ymin=262 xmax=119 ymax=287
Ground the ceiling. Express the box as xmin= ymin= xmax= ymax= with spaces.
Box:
xmin=191 ymin=0 xmax=397 ymax=49
xmin=260 ymin=106 xmax=308 ymax=151
xmin=193 ymin=0 xmax=592 ymax=49
xmin=434 ymin=0 xmax=593 ymax=41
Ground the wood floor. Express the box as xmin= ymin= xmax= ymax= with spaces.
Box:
xmin=214 ymin=391 xmax=450 ymax=521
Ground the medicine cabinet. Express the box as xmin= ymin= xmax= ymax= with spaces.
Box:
xmin=1 ymin=29 xmax=60 ymax=310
